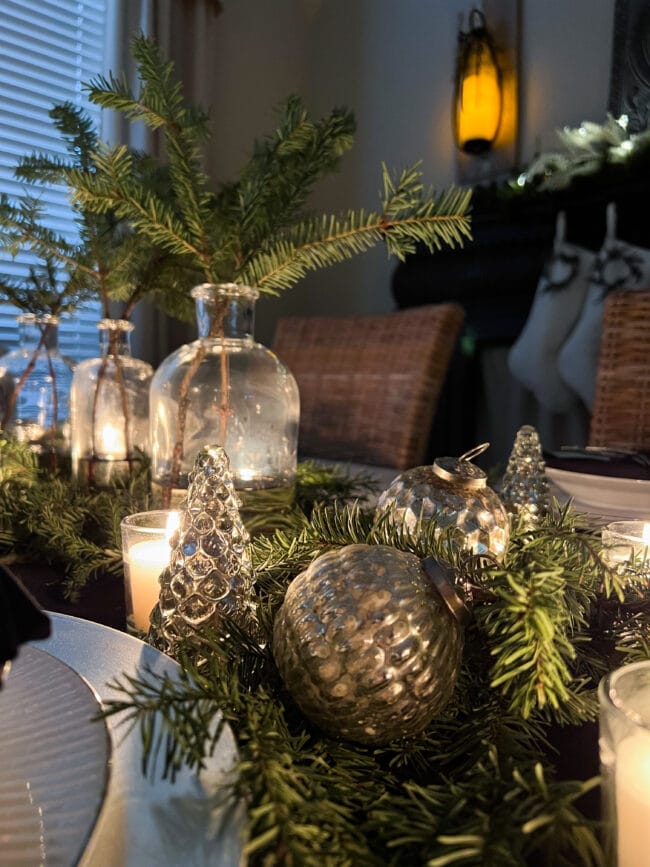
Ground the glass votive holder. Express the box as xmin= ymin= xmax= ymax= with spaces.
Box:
xmin=602 ymin=521 xmax=650 ymax=575
xmin=120 ymin=510 xmax=178 ymax=635
xmin=599 ymin=660 xmax=650 ymax=867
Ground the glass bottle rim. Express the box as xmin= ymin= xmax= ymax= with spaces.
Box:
xmin=16 ymin=312 xmax=60 ymax=326
xmin=97 ymin=318 xmax=134 ymax=333
xmin=191 ymin=282 xmax=260 ymax=302
xmin=599 ymin=659 xmax=650 ymax=731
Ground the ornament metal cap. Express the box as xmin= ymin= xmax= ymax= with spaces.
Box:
xmin=432 ymin=442 xmax=490 ymax=490
xmin=422 ymin=557 xmax=471 ymax=624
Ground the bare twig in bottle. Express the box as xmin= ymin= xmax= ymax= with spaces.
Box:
xmin=163 ymin=295 xmax=230 ymax=508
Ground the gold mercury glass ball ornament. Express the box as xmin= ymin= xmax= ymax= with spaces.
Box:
xmin=375 ymin=443 xmax=510 ymax=561
xmin=272 ymin=544 xmax=469 ymax=745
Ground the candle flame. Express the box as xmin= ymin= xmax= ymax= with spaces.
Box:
xmin=165 ymin=511 xmax=179 ymax=542
xmin=97 ymin=422 xmax=126 ymax=460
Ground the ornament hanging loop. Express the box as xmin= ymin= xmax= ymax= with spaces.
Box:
xmin=432 ymin=442 xmax=490 ymax=489
xmin=459 ymin=442 xmax=490 ymax=464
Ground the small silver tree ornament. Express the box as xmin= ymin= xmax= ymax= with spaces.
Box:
xmin=149 ymin=445 xmax=259 ymax=657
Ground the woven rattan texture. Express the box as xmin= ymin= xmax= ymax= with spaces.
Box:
xmin=273 ymin=303 xmax=464 ymax=470
xmin=589 ymin=290 xmax=650 ymax=452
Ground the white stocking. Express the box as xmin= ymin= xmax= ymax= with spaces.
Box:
xmin=508 ymin=211 xmax=595 ymax=412
xmin=558 ymin=203 xmax=650 ymax=409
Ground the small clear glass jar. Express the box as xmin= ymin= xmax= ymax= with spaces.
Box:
xmin=599 ymin=660 xmax=650 ymax=866
xmin=70 ymin=319 xmax=153 ymax=487
xmin=149 ymin=283 xmax=300 ymax=511
xmin=0 ymin=313 xmax=73 ymax=469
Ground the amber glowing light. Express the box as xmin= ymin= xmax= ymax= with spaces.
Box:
xmin=454 ymin=9 xmax=503 ymax=155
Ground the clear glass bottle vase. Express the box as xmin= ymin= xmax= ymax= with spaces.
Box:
xmin=150 ymin=283 xmax=300 ymax=511
xmin=0 ymin=313 xmax=73 ymax=469
xmin=70 ymin=319 xmax=153 ymax=487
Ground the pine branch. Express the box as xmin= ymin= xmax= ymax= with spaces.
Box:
xmin=69 ymin=146 xmax=211 ymax=270
xmin=67 ymin=480 xmax=642 ymax=866
xmin=1 ymin=100 xmax=185 ymax=320
xmin=78 ymin=36 xmax=472 ymax=294
xmin=475 ymin=517 xmax=613 ymax=722
xmin=220 ymin=95 xmax=356 ymax=271
xmin=240 ymin=169 xmax=471 ymax=293
xmin=85 ymin=36 xmax=213 ymax=265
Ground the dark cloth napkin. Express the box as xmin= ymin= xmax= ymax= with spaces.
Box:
xmin=0 ymin=564 xmax=51 ymax=685
xmin=544 ymin=449 xmax=650 ymax=480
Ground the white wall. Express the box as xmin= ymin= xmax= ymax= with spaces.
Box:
xmin=196 ymin=0 xmax=617 ymax=344
xmin=519 ymin=0 xmax=615 ymax=158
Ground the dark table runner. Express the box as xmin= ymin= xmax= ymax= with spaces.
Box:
xmin=2 ymin=563 xmax=127 ymax=632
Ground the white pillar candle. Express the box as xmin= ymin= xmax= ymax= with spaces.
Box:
xmin=124 ymin=537 xmax=172 ymax=631
xmin=121 ymin=510 xmax=179 ymax=633
xmin=602 ymin=522 xmax=650 ymax=569
xmin=616 ymin=729 xmax=650 ymax=867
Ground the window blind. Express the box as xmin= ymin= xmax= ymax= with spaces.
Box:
xmin=0 ymin=0 xmax=108 ymax=360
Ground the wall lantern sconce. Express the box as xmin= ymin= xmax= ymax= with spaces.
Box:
xmin=453 ymin=8 xmax=503 ymax=156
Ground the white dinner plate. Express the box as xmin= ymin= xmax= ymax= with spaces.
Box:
xmin=32 ymin=612 xmax=245 ymax=867
xmin=0 ymin=646 xmax=110 ymax=866
xmin=547 ymin=466 xmax=650 ymax=521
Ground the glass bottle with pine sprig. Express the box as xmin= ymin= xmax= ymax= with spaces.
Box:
xmin=149 ymin=284 xmax=299 ymax=515
xmin=0 ymin=312 xmax=74 ymax=472
xmin=72 ymin=35 xmax=472 ymax=517
xmin=70 ymin=318 xmax=153 ymax=487
xmin=0 ymin=101 xmax=189 ymax=485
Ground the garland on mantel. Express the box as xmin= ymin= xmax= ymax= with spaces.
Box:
xmin=2 ymin=434 xmax=649 ymax=864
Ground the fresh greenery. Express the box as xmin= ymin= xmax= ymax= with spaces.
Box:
xmin=101 ymin=502 xmax=648 ymax=866
xmin=2 ymin=432 xmax=648 ymax=863
xmin=0 ymin=252 xmax=94 ymax=320
xmin=68 ymin=35 xmax=472 ymax=297
xmin=0 ymin=435 xmax=374 ymax=599
xmin=0 ymin=102 xmax=188 ymax=322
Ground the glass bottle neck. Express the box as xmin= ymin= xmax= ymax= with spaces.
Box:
xmin=18 ymin=314 xmax=59 ymax=350
xmin=192 ymin=283 xmax=258 ymax=340
xmin=98 ymin=319 xmax=133 ymax=356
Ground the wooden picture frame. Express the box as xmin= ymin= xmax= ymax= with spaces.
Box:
xmin=608 ymin=0 xmax=650 ymax=132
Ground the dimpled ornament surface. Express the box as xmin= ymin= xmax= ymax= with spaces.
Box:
xmin=376 ymin=450 xmax=510 ymax=561
xmin=149 ymin=445 xmax=258 ymax=657
xmin=272 ymin=544 xmax=464 ymax=745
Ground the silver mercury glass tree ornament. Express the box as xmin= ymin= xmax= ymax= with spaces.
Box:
xmin=499 ymin=425 xmax=550 ymax=528
xmin=148 ymin=445 xmax=259 ymax=657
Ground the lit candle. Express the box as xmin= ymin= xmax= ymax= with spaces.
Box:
xmin=121 ymin=511 xmax=178 ymax=632
xmin=602 ymin=521 xmax=650 ymax=570
xmin=96 ymin=421 xmax=127 ymax=460
xmin=599 ymin=660 xmax=650 ymax=867
xmin=616 ymin=729 xmax=650 ymax=867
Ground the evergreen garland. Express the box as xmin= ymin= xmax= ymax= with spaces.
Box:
xmin=101 ymin=502 xmax=647 ymax=866
xmin=2 ymin=433 xmax=648 ymax=863
xmin=0 ymin=435 xmax=373 ymax=600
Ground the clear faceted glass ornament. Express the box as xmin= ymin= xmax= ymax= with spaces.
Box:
xmin=149 ymin=284 xmax=300 ymax=512
xmin=0 ymin=314 xmax=73 ymax=468
xmin=70 ymin=319 xmax=153 ymax=487
xmin=375 ymin=444 xmax=510 ymax=560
